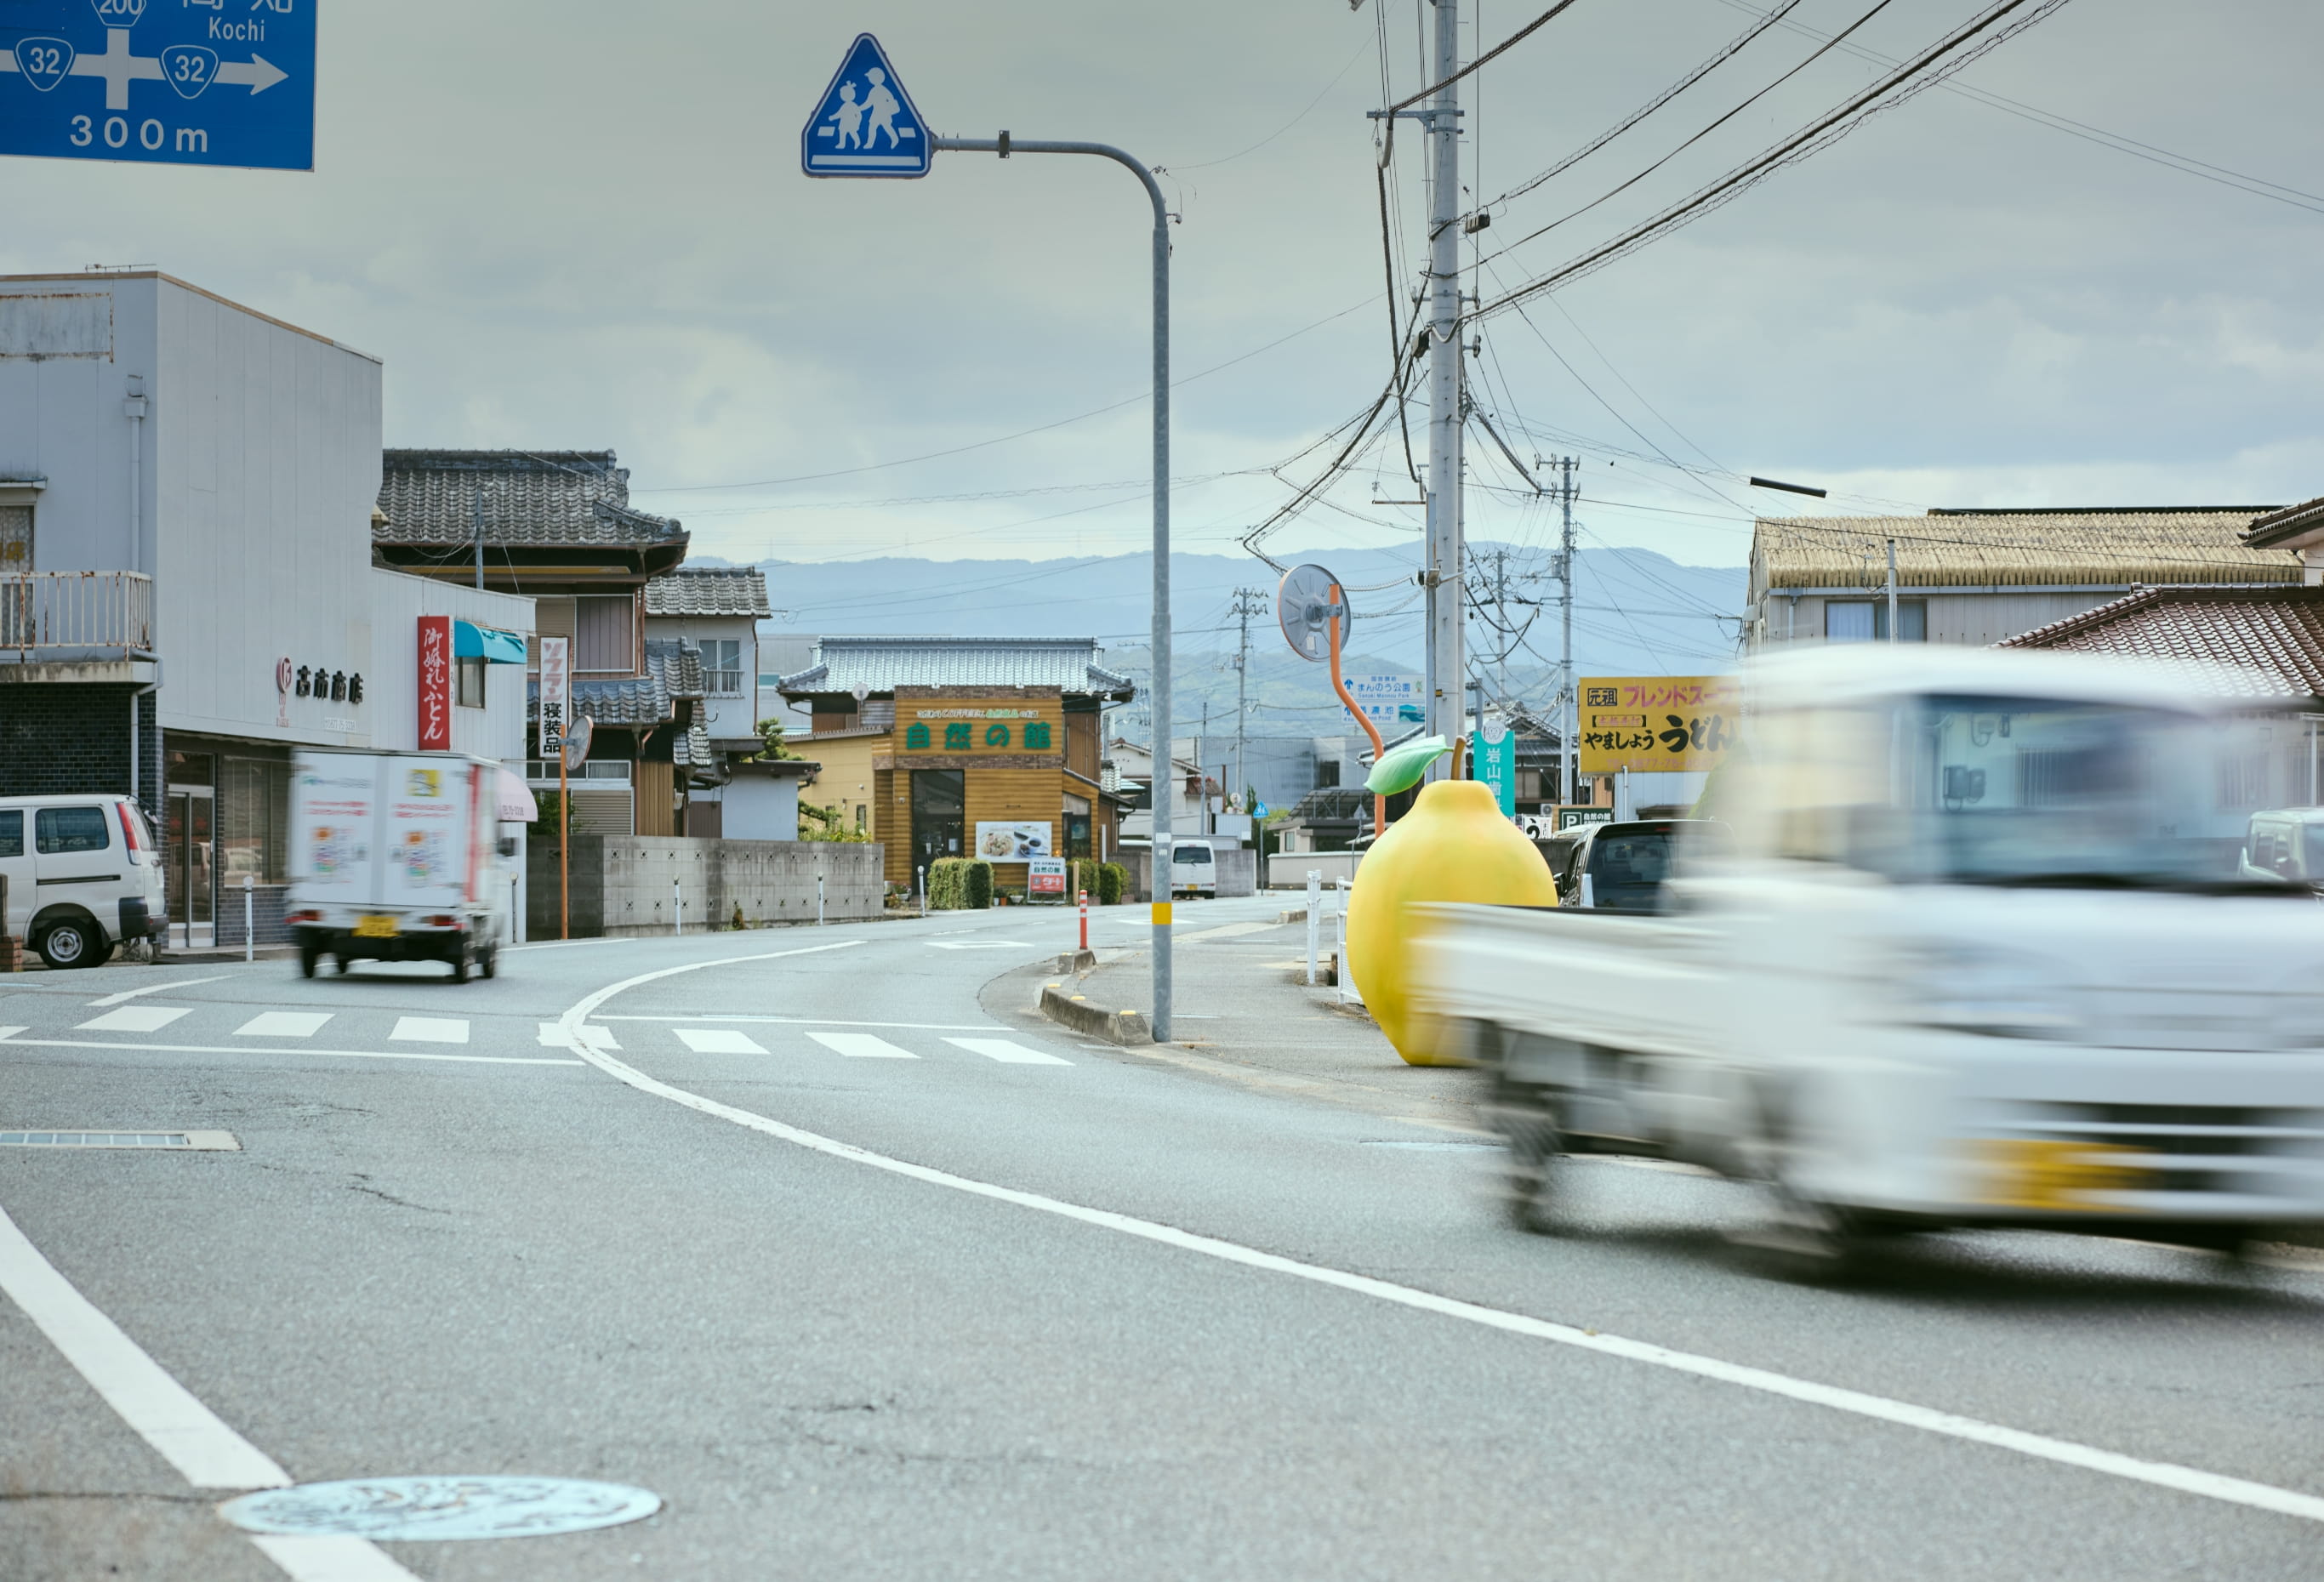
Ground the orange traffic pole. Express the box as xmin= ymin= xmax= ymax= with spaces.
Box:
xmin=1324 ymin=581 xmax=1388 ymax=838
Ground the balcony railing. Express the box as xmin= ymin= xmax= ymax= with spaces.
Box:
xmin=0 ymin=572 xmax=155 ymax=658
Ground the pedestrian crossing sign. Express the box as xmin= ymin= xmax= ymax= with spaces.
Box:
xmin=801 ymin=34 xmax=931 ymax=179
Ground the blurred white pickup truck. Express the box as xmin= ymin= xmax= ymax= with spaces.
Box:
xmin=1415 ymin=646 xmax=2324 ymax=1270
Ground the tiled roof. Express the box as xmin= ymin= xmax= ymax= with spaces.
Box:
xmin=2244 ymin=495 xmax=2324 ymax=550
xmin=1755 ymin=509 xmax=2296 ymax=591
xmin=645 ymin=638 xmax=703 ymax=701
xmin=778 ymin=636 xmax=1134 ymax=698
xmin=376 ymin=450 xmax=686 ymax=549
xmin=529 ymin=670 xmax=671 ymax=728
xmin=1997 ymin=583 xmax=2324 ymax=700
xmin=644 ymin=566 xmax=772 ymax=617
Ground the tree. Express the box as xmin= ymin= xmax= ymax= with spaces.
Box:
xmin=755 ymin=717 xmax=798 ymax=760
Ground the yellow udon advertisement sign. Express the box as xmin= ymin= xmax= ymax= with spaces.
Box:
xmin=1576 ymin=675 xmax=1738 ymax=775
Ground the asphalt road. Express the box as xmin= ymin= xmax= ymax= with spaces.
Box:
xmin=4 ymin=898 xmax=2322 ymax=1579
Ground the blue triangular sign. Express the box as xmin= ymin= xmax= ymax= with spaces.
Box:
xmin=801 ymin=34 xmax=932 ymax=179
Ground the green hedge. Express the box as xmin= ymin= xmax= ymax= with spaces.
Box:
xmin=928 ymin=856 xmax=993 ymax=911
xmin=1098 ymin=862 xmax=1126 ymax=906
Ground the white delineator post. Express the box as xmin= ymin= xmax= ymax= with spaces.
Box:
xmin=817 ymin=873 xmax=826 ymax=927
xmin=242 ymin=874 xmax=253 ymax=964
xmin=673 ymin=876 xmax=681 ymax=936
xmin=1336 ymin=877 xmax=1354 ymax=1004
xmin=1306 ymin=868 xmax=1322 ymax=986
xmin=917 ymin=864 xmax=926 ymax=918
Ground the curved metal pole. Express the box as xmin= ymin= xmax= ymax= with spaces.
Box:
xmin=933 ymin=134 xmax=1172 ymax=1042
xmin=1322 ymin=582 xmax=1387 ymax=839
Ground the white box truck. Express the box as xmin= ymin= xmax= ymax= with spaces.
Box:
xmin=1415 ymin=646 xmax=2324 ymax=1272
xmin=286 ymin=751 xmax=514 ymax=982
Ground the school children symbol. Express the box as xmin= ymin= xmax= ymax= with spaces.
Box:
xmin=800 ymin=33 xmax=931 ymax=179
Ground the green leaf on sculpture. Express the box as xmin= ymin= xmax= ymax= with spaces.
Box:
xmin=1365 ymin=735 xmax=1450 ymax=795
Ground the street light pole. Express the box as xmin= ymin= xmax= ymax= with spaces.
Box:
xmin=1424 ymin=0 xmax=1466 ymax=775
xmin=931 ymin=133 xmax=1174 ymax=1042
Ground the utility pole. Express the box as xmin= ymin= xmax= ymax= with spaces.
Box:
xmin=1424 ymin=0 xmax=1465 ymax=772
xmin=472 ymin=481 xmax=485 ymax=590
xmin=1229 ymin=585 xmax=1267 ymax=815
xmin=1555 ymin=456 xmax=1578 ymax=804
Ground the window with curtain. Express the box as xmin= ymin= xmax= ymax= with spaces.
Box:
xmin=1825 ymin=600 xmax=1926 ymax=642
xmin=219 ymin=760 xmax=289 ymax=884
xmin=700 ymin=639 xmax=743 ymax=694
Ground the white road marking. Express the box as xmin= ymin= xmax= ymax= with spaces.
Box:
xmin=1176 ymin=921 xmax=1280 ymax=943
xmin=808 ymin=1031 xmax=918 ymax=1060
xmin=575 ymin=1024 xmax=620 ymax=1050
xmin=551 ymin=943 xmax=2324 ymax=1531
xmin=538 ymin=1021 xmax=567 ymax=1046
xmin=503 ymin=936 xmax=630 ymax=952
xmin=675 ymin=1028 xmax=768 ymax=1055
xmin=0 ymin=1199 xmax=288 ymax=1488
xmin=944 ymin=1037 xmax=1073 ymax=1066
xmin=86 ymin=975 xmax=233 ymax=1007
xmin=235 ymin=1012 xmax=333 ymax=1039
xmin=77 ymin=1006 xmax=191 ymax=1033
xmin=389 ymin=1016 xmax=468 ymax=1044
xmin=0 ymin=1200 xmax=424 ymax=1580
xmin=597 ymin=1014 xmax=1000 ymax=1031
xmin=0 ymin=1035 xmax=580 ymax=1068
xmin=0 ymin=1027 xmax=23 ymax=1040
xmin=928 ymin=940 xmax=1037 ymax=951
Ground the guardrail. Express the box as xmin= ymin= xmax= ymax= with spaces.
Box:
xmin=0 ymin=572 xmax=154 ymax=657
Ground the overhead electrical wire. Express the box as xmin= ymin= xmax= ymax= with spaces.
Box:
xmin=1469 ymin=0 xmax=2077 ymax=323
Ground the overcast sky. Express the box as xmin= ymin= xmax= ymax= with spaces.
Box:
xmin=6 ymin=0 xmax=2320 ymax=575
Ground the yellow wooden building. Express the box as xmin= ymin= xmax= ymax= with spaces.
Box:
xmin=776 ymin=638 xmax=1136 ymax=893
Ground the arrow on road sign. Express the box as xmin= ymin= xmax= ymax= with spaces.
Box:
xmin=801 ymin=33 xmax=931 ymax=179
xmin=0 ymin=35 xmax=288 ymax=107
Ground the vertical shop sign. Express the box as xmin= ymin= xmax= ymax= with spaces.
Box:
xmin=538 ymin=637 xmax=570 ymax=758
xmin=417 ymin=616 xmax=453 ymax=751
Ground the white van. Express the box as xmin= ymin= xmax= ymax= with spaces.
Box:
xmin=1170 ymin=839 xmax=1216 ymax=897
xmin=0 ymin=794 xmax=167 ymax=968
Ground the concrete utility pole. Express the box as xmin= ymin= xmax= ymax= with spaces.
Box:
xmin=931 ymin=130 xmax=1175 ymax=1041
xmin=1229 ymin=585 xmax=1267 ymax=812
xmin=1556 ymin=456 xmax=1579 ymax=805
xmin=1424 ymin=0 xmax=1465 ymax=770
xmin=472 ymin=481 xmax=485 ymax=590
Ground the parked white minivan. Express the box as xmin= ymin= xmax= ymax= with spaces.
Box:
xmin=1170 ymin=839 xmax=1217 ymax=897
xmin=0 ymin=795 xmax=167 ymax=968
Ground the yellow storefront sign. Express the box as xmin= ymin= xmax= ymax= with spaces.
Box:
xmin=1575 ymin=675 xmax=1738 ymax=775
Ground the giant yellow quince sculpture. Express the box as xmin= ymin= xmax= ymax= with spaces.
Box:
xmin=1346 ymin=779 xmax=1556 ymax=1065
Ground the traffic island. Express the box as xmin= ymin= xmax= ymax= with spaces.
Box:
xmin=1038 ymin=982 xmax=1149 ymax=1045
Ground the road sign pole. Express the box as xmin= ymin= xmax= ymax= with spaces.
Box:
xmin=932 ymin=133 xmax=1171 ymax=1042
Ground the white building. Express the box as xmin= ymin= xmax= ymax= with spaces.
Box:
xmin=0 ymin=270 xmax=532 ymax=947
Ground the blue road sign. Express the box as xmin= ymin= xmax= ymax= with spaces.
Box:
xmin=801 ymin=33 xmax=929 ymax=179
xmin=0 ymin=0 xmax=315 ymax=172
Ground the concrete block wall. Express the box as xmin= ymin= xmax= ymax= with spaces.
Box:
xmin=0 ymin=682 xmax=150 ymax=802
xmin=530 ymin=836 xmax=886 ymax=937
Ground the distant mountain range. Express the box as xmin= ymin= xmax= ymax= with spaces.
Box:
xmin=724 ymin=543 xmax=1743 ymax=738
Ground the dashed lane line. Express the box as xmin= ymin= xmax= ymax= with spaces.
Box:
xmin=389 ymin=1016 xmax=468 ymax=1044
xmin=236 ymin=1012 xmax=334 ymax=1038
xmin=551 ymin=942 xmax=2324 ymax=1532
xmin=674 ymin=1028 xmax=769 ymax=1056
xmin=77 ymin=1005 xmax=191 ymax=1033
xmin=943 ymin=1037 xmax=1073 ymax=1067
xmin=807 ymin=1031 xmax=919 ymax=1060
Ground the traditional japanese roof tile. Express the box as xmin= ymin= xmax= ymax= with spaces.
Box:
xmin=645 ymin=638 xmax=704 ymax=701
xmin=1997 ymin=583 xmax=2324 ymax=701
xmin=528 ymin=671 xmax=672 ymax=728
xmin=2243 ymin=494 xmax=2324 ymax=551
xmin=644 ymin=566 xmax=773 ymax=617
xmin=778 ymin=636 xmax=1134 ymax=699
xmin=376 ymin=450 xmax=686 ymax=549
xmin=1754 ymin=508 xmax=2296 ymax=591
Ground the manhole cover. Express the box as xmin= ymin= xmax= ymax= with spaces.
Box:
xmin=219 ymin=1477 xmax=660 ymax=1541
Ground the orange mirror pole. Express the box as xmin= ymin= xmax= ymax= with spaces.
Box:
xmin=1324 ymin=582 xmax=1387 ymax=837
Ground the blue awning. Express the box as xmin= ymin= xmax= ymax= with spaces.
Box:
xmin=455 ymin=621 xmax=527 ymax=663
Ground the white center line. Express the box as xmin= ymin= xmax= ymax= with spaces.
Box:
xmin=597 ymin=1015 xmax=999 ymax=1031
xmin=78 ymin=1006 xmax=191 ymax=1033
xmin=0 ymin=1035 xmax=580 ymax=1068
xmin=236 ymin=1012 xmax=333 ymax=1039
xmin=944 ymin=1037 xmax=1073 ymax=1067
xmin=808 ymin=1031 xmax=918 ymax=1060
xmin=86 ymin=975 xmax=233 ymax=1008
xmin=674 ymin=1028 xmax=768 ymax=1056
xmin=552 ymin=942 xmax=2324 ymax=1530
xmin=389 ymin=1017 xmax=468 ymax=1044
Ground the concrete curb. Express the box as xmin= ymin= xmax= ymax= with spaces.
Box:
xmin=1038 ymin=982 xmax=1151 ymax=1046
xmin=1053 ymin=947 xmax=1096 ymax=975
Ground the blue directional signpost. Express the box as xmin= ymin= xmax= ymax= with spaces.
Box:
xmin=800 ymin=32 xmax=1180 ymax=1039
xmin=0 ymin=0 xmax=315 ymax=171
xmin=800 ymin=33 xmax=928 ymax=179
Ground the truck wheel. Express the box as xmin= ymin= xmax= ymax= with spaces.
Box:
xmin=1730 ymin=1188 xmax=1884 ymax=1283
xmin=450 ymin=939 xmax=471 ymax=984
xmin=36 ymin=918 xmax=100 ymax=970
xmin=1501 ymin=1107 xmax=1565 ymax=1234
xmin=480 ymin=944 xmax=498 ymax=981
xmin=299 ymin=935 xmax=321 ymax=979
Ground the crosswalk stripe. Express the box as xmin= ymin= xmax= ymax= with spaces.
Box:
xmin=674 ymin=1028 xmax=767 ymax=1056
xmin=943 ymin=1037 xmax=1073 ymax=1067
xmin=389 ymin=1017 xmax=469 ymax=1044
xmin=806 ymin=1031 xmax=918 ymax=1060
xmin=576 ymin=1024 xmax=619 ymax=1050
xmin=77 ymin=1007 xmax=190 ymax=1033
xmin=234 ymin=1012 xmax=333 ymax=1038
